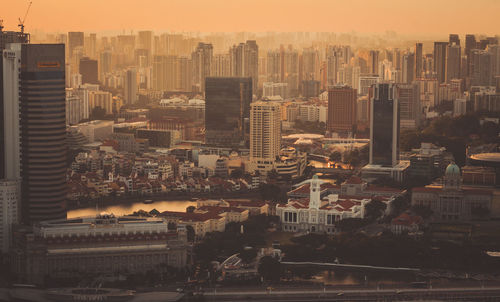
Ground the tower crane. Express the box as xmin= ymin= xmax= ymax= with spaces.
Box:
xmin=18 ymin=1 xmax=32 ymax=33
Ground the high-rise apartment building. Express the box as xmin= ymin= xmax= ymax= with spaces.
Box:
xmin=469 ymin=49 xmax=492 ymax=86
xmin=0 ymin=180 xmax=19 ymax=253
xmin=205 ymin=77 xmax=252 ymax=147
xmin=20 ymin=44 xmax=67 ymax=223
xmin=67 ymin=32 xmax=84 ymax=59
xmin=446 ymin=43 xmax=461 ymax=82
xmin=250 ymin=101 xmax=281 ymax=162
xmin=327 ymin=85 xmax=357 ymax=133
xmin=192 ymin=43 xmax=213 ymax=93
xmin=267 ymin=50 xmax=281 ymax=83
xmin=369 ymin=50 xmax=380 ymax=75
xmin=403 ymin=52 xmax=415 ymax=83
xmin=99 ymin=50 xmax=112 ymax=82
xmin=124 ymin=68 xmax=137 ymax=105
xmin=434 ymin=42 xmax=448 ymax=84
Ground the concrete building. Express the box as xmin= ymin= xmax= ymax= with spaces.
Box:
xmin=434 ymin=42 xmax=448 ymax=84
xmin=411 ymin=163 xmax=493 ymax=221
xmin=10 ymin=214 xmax=188 ymax=284
xmin=79 ymin=57 xmax=98 ymax=84
xmin=397 ymin=83 xmax=421 ymax=129
xmin=124 ymin=68 xmax=137 ymax=105
xmin=249 ymin=101 xmax=281 ymax=174
xmin=89 ymin=90 xmax=113 ymax=115
xmin=77 ymin=120 xmax=114 ymax=142
xmin=277 ymin=175 xmax=368 ymax=234
xmin=358 ymin=75 xmax=379 ymax=96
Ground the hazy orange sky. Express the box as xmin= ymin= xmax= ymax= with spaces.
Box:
xmin=3 ymin=0 xmax=500 ymax=35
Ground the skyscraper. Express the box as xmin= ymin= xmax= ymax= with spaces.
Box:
xmin=397 ymin=83 xmax=421 ymax=129
xmin=250 ymin=101 xmax=281 ymax=170
xmin=449 ymin=34 xmax=460 ymax=46
xmin=205 ymin=77 xmax=252 ymax=147
xmin=402 ymin=52 xmax=415 ymax=83
xmin=327 ymin=85 xmax=357 ymax=133
xmin=191 ymin=43 xmax=213 ymax=93
xmin=469 ymin=49 xmax=492 ymax=86
xmin=369 ymin=50 xmax=380 ymax=75
xmin=446 ymin=43 xmax=461 ymax=82
xmin=124 ymin=68 xmax=137 ymax=105
xmin=1 ymin=30 xmax=29 ymax=180
xmin=79 ymin=57 xmax=98 ymax=84
xmin=267 ymin=50 xmax=281 ymax=83
xmin=244 ymin=40 xmax=259 ymax=95
xmin=20 ymin=44 xmax=67 ymax=223
xmin=434 ymin=42 xmax=448 ymax=84
xmin=67 ymin=32 xmax=84 ymax=59
xmin=414 ymin=43 xmax=423 ymax=79
xmin=369 ymin=83 xmax=399 ymax=167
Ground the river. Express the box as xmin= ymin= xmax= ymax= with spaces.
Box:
xmin=67 ymin=200 xmax=196 ymax=218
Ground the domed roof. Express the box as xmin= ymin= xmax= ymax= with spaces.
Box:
xmin=312 ymin=174 xmax=319 ymax=180
xmin=445 ymin=162 xmax=460 ymax=176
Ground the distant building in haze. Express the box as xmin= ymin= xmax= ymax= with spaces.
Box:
xmin=79 ymin=57 xmax=98 ymax=84
xmin=327 ymin=85 xmax=357 ymax=134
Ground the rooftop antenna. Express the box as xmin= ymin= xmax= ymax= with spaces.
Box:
xmin=18 ymin=1 xmax=32 ymax=33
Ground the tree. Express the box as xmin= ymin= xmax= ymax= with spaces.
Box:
xmin=329 ymin=151 xmax=342 ymax=163
xmin=471 ymin=206 xmax=490 ymax=219
xmin=186 ymin=225 xmax=195 ymax=242
xmin=411 ymin=205 xmax=433 ymax=219
xmin=186 ymin=206 xmax=196 ymax=213
xmin=364 ymin=200 xmax=387 ymax=221
xmin=260 ymin=183 xmax=282 ymax=202
xmin=239 ymin=248 xmax=257 ymax=264
xmin=230 ymin=168 xmax=244 ymax=179
xmin=258 ymin=256 xmax=281 ymax=281
xmin=390 ymin=195 xmax=410 ymax=216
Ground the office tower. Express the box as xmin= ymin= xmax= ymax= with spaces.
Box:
xmin=1 ymin=30 xmax=29 ymax=180
xmin=414 ymin=43 xmax=423 ymax=79
xmin=369 ymin=50 xmax=380 ymax=75
xmin=20 ymin=44 xmax=67 ymax=223
xmin=267 ymin=50 xmax=281 ymax=83
xmin=393 ymin=48 xmax=402 ymax=71
xmin=67 ymin=32 xmax=84 ymax=59
xmin=397 ymin=83 xmax=421 ymax=129
xmin=124 ymin=68 xmax=137 ymax=105
xmin=434 ymin=42 xmax=448 ymax=84
xmin=369 ymin=83 xmax=399 ymax=167
xmin=326 ymin=47 xmax=345 ymax=85
xmin=465 ymin=34 xmax=477 ymax=76
xmin=191 ymin=43 xmax=213 ymax=93
xmin=0 ymin=180 xmax=19 ymax=253
xmin=79 ymin=57 xmax=98 ymax=84
xmin=230 ymin=43 xmax=244 ymax=76
xmin=327 ymin=85 xmax=357 ymax=133
xmin=250 ymin=101 xmax=281 ymax=162
xmin=402 ymin=52 xmax=415 ymax=83
xmin=446 ymin=43 xmax=461 ymax=82
xmin=449 ymin=34 xmax=460 ymax=46
xmin=205 ymin=77 xmax=252 ymax=146
xmin=358 ymin=75 xmax=380 ymax=96
xmin=135 ymin=48 xmax=151 ymax=68
xmin=177 ymin=57 xmax=193 ymax=91
xmin=469 ymin=49 xmax=492 ymax=86
xmin=99 ymin=50 xmax=112 ymax=82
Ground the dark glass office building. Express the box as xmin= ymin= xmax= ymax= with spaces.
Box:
xmin=79 ymin=57 xmax=98 ymax=84
xmin=370 ymin=83 xmax=399 ymax=167
xmin=20 ymin=44 xmax=67 ymax=223
xmin=205 ymin=77 xmax=252 ymax=147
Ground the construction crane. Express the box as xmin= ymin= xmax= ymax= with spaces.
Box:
xmin=18 ymin=1 xmax=32 ymax=33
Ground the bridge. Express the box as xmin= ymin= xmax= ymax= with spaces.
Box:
xmin=280 ymin=261 xmax=420 ymax=273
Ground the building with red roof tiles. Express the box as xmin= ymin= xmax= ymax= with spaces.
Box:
xmin=277 ymin=175 xmax=369 ymax=234
xmin=411 ymin=163 xmax=493 ymax=221
xmin=391 ymin=213 xmax=423 ymax=234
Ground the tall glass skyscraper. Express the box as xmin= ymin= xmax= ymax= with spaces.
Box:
xmin=369 ymin=83 xmax=400 ymax=167
xmin=205 ymin=77 xmax=252 ymax=147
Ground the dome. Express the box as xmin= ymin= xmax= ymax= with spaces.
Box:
xmin=312 ymin=174 xmax=319 ymax=180
xmin=445 ymin=163 xmax=460 ymax=176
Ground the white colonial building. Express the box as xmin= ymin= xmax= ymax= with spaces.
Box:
xmin=277 ymin=175 xmax=369 ymax=234
xmin=411 ymin=163 xmax=493 ymax=220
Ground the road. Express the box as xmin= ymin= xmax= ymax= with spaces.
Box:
xmin=196 ymin=286 xmax=500 ymax=301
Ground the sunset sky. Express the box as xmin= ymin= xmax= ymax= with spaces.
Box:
xmin=4 ymin=0 xmax=500 ymax=35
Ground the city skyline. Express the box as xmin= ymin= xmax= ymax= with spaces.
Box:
xmin=4 ymin=0 xmax=500 ymax=35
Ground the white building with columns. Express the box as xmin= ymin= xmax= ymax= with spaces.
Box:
xmin=277 ymin=175 xmax=368 ymax=234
